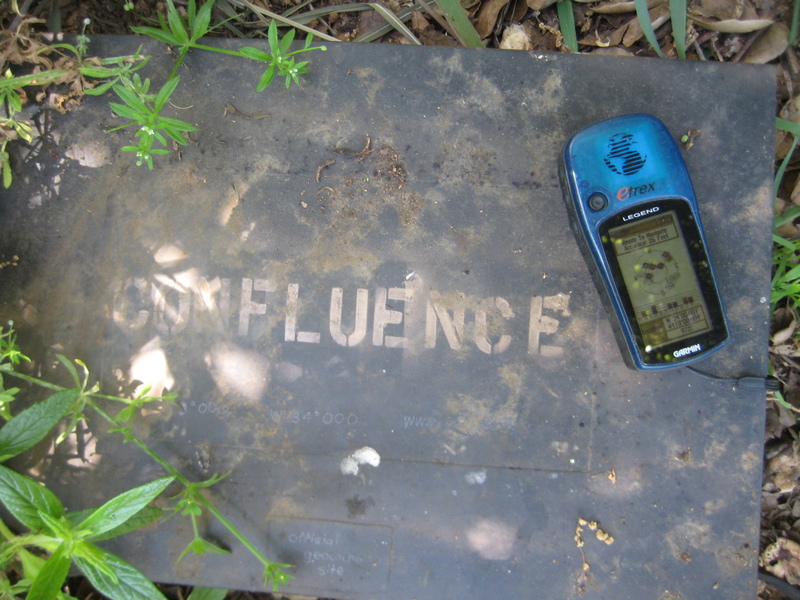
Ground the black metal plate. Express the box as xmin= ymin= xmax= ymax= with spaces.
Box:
xmin=0 ymin=38 xmax=774 ymax=600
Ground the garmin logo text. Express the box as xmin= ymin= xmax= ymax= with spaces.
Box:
xmin=622 ymin=206 xmax=660 ymax=222
xmin=673 ymin=343 xmax=701 ymax=358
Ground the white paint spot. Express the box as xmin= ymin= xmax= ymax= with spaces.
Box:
xmin=465 ymin=470 xmax=487 ymax=485
xmin=340 ymin=446 xmax=381 ymax=476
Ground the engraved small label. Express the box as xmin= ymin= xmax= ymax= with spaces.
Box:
xmin=267 ymin=518 xmax=393 ymax=594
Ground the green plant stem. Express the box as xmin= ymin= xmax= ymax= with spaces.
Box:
xmin=0 ymin=368 xmax=61 ymax=392
xmin=0 ymin=515 xmax=17 ymax=540
xmin=0 ymin=368 xmax=285 ymax=582
xmin=168 ymin=46 xmax=191 ymax=81
xmin=87 ymin=400 xmax=278 ymax=576
xmin=189 ymin=43 xmax=249 ymax=57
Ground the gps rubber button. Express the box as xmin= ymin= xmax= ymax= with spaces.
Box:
xmin=588 ymin=193 xmax=607 ymax=212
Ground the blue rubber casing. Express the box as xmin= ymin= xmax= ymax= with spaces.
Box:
xmin=559 ymin=114 xmax=729 ymax=370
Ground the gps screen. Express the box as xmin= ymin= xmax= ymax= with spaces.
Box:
xmin=607 ymin=210 xmax=713 ymax=351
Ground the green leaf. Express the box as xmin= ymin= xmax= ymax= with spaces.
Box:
xmin=187 ymin=0 xmax=198 ymax=29
xmin=268 ymin=20 xmax=280 ymax=53
xmin=109 ymin=103 xmax=143 ymax=121
xmin=154 ymin=77 xmax=180 ymax=112
xmin=777 ymin=116 xmax=800 ymax=136
xmin=670 ymin=0 xmax=687 ymax=58
xmin=131 ymin=25 xmax=182 ymax=46
xmin=66 ymin=506 xmax=163 ymax=542
xmin=38 ymin=511 xmax=73 ymax=540
xmin=56 ymin=355 xmax=82 ymax=388
xmin=71 ymin=541 xmax=117 ymax=581
xmin=263 ymin=562 xmax=293 ymax=593
xmin=79 ymin=67 xmax=116 ymax=79
xmin=152 ymin=130 xmax=168 ymax=147
xmin=0 ymin=465 xmax=63 ymax=530
xmin=75 ymin=548 xmax=169 ymax=600
xmin=279 ymin=28 xmax=296 ymax=55
xmin=774 ymin=233 xmax=796 ymax=250
xmin=187 ymin=587 xmax=228 ymax=600
xmin=0 ymin=388 xmax=79 ymax=462
xmin=177 ymin=536 xmax=230 ymax=563
xmin=2 ymin=156 xmax=11 ymax=189
xmin=634 ymin=0 xmax=665 ymax=57
xmin=192 ymin=0 xmax=214 ymax=41
xmin=775 ymin=205 xmax=800 ymax=229
xmin=26 ymin=543 xmax=70 ymax=600
xmin=257 ymin=64 xmax=276 ymax=91
xmin=156 ymin=116 xmax=196 ymax=131
xmin=237 ymin=46 xmax=272 ymax=62
xmin=84 ymin=80 xmax=117 ymax=96
xmin=167 ymin=1 xmax=190 ymax=45
xmin=556 ymin=0 xmax=578 ymax=52
xmin=112 ymin=85 xmax=149 ymax=115
xmin=76 ymin=477 xmax=174 ymax=539
xmin=433 ymin=0 xmax=484 ymax=47
xmin=0 ymin=70 xmax=67 ymax=89
xmin=161 ymin=128 xmax=188 ymax=145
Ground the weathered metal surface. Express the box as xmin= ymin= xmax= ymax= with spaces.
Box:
xmin=0 ymin=37 xmax=774 ymax=600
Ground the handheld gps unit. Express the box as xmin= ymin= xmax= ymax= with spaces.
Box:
xmin=559 ymin=114 xmax=729 ymax=371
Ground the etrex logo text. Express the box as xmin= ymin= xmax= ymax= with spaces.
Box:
xmin=616 ymin=182 xmax=655 ymax=201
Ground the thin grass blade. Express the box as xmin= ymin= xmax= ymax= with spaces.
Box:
xmin=775 ymin=135 xmax=799 ymax=200
xmin=368 ymin=3 xmax=422 ymax=44
xmin=634 ymin=0 xmax=664 ymax=57
xmin=433 ymin=0 xmax=484 ymax=47
xmin=669 ymin=0 xmax=687 ymax=58
xmin=556 ymin=0 xmax=578 ymax=52
xmin=239 ymin=0 xmax=340 ymax=42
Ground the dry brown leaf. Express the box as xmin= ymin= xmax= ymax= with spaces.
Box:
xmin=591 ymin=0 xmax=662 ymax=14
xmin=526 ymin=0 xmax=557 ymax=12
xmin=580 ymin=21 xmax=629 ymax=46
xmin=476 ymin=0 xmax=511 ymax=38
xmin=691 ymin=0 xmax=744 ymax=20
xmin=767 ymin=452 xmax=800 ymax=493
xmin=689 ymin=15 xmax=772 ymax=33
xmin=591 ymin=46 xmax=636 ymax=55
xmin=774 ymin=319 xmax=798 ymax=347
xmin=411 ymin=10 xmax=431 ymax=33
xmin=763 ymin=538 xmax=800 ymax=584
xmin=742 ymin=22 xmax=790 ymax=63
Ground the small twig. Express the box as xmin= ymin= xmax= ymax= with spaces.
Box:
xmin=223 ymin=103 xmax=271 ymax=120
xmin=316 ymin=159 xmax=335 ymax=182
